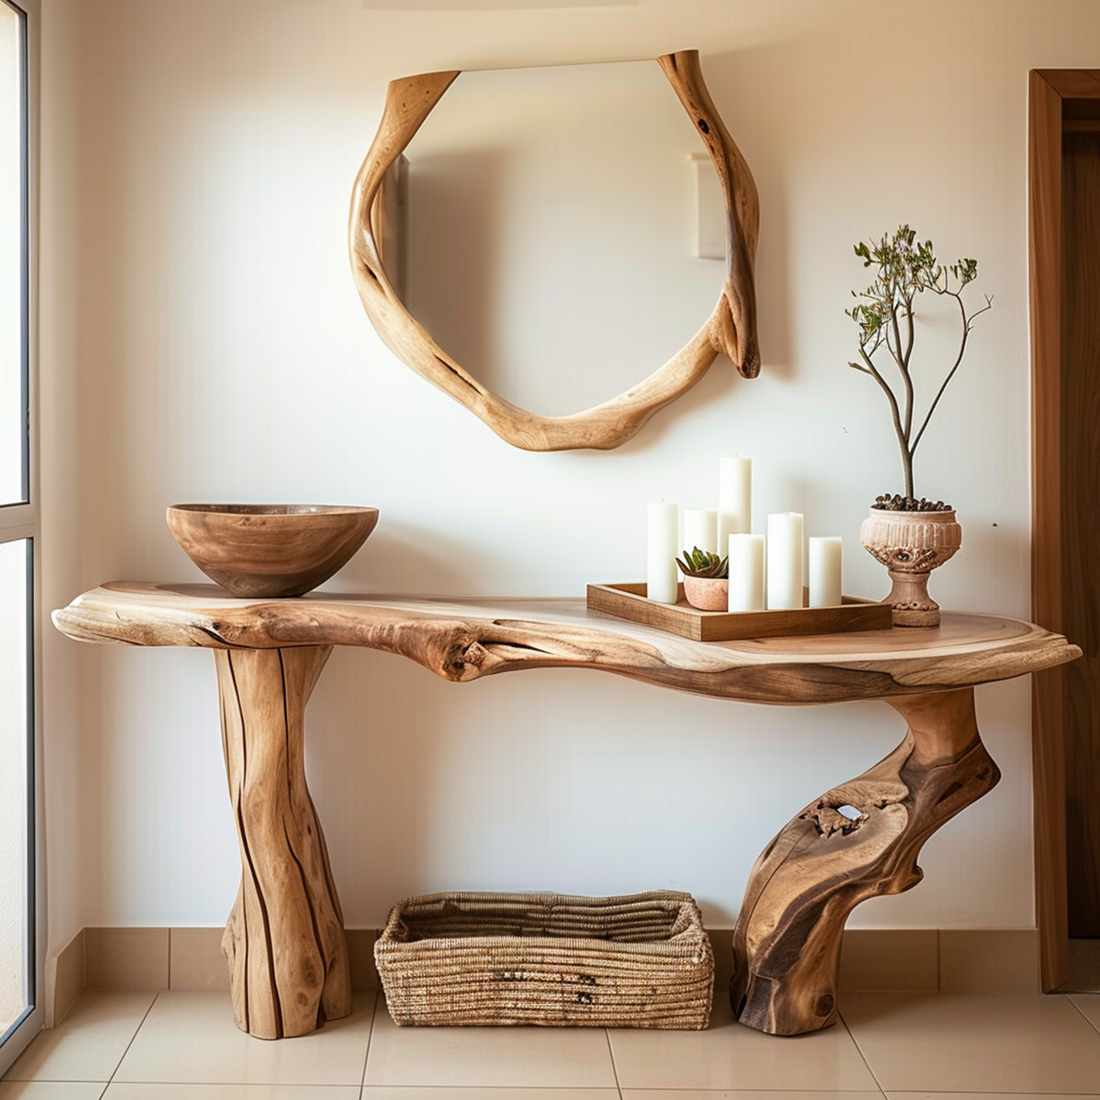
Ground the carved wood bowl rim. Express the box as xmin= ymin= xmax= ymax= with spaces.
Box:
xmin=166 ymin=503 xmax=380 ymax=599
xmin=347 ymin=49 xmax=761 ymax=452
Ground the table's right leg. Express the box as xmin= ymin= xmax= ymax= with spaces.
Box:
xmin=730 ymin=688 xmax=1000 ymax=1035
xmin=214 ymin=645 xmax=351 ymax=1039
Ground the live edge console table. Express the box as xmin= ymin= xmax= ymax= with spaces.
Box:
xmin=53 ymin=583 xmax=1079 ymax=1040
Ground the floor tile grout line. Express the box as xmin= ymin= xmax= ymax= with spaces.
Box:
xmin=360 ymin=988 xmax=379 ymax=1089
xmin=602 ymin=1026 xmax=623 ymax=1100
xmin=838 ymin=1010 xmax=890 ymax=1099
xmin=104 ymin=990 xmax=161 ymax=1086
xmin=1062 ymin=990 xmax=1100 ymax=1037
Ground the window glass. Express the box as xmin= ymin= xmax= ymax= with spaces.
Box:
xmin=0 ymin=537 xmax=30 ymax=1037
xmin=0 ymin=0 xmax=26 ymax=506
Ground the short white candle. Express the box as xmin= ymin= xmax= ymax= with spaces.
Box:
xmin=808 ymin=536 xmax=843 ymax=608
xmin=682 ymin=508 xmax=718 ymax=558
xmin=718 ymin=457 xmax=752 ymax=548
xmin=766 ymin=512 xmax=804 ymax=610
xmin=646 ymin=503 xmax=679 ymax=603
xmin=728 ymin=533 xmax=765 ymax=612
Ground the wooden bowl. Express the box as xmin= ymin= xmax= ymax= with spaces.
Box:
xmin=166 ymin=504 xmax=379 ymax=598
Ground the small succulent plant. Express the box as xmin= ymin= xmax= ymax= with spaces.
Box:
xmin=676 ymin=547 xmax=728 ymax=578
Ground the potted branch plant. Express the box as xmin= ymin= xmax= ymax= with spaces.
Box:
xmin=676 ymin=547 xmax=728 ymax=610
xmin=846 ymin=225 xmax=992 ymax=626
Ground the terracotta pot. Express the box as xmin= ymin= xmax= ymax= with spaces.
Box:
xmin=859 ymin=507 xmax=962 ymax=627
xmin=683 ymin=575 xmax=729 ymax=611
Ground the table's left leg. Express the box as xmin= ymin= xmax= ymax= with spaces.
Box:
xmin=214 ymin=645 xmax=352 ymax=1039
xmin=730 ymin=687 xmax=1000 ymax=1036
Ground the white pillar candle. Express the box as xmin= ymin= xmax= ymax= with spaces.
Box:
xmin=808 ymin=536 xmax=843 ymax=608
xmin=728 ymin=533 xmax=765 ymax=612
xmin=681 ymin=508 xmax=718 ymax=558
xmin=766 ymin=512 xmax=804 ymax=610
xmin=646 ymin=503 xmax=679 ymax=603
xmin=718 ymin=457 xmax=752 ymax=548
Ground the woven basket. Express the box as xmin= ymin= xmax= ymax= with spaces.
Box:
xmin=375 ymin=890 xmax=714 ymax=1029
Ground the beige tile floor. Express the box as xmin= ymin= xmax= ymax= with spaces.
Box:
xmin=2 ymin=988 xmax=1099 ymax=1099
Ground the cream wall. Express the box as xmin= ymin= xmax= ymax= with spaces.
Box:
xmin=38 ymin=0 xmax=85 ymax=958
xmin=39 ymin=0 xmax=1100 ymax=952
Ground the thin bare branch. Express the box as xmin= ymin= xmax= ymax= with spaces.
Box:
xmin=910 ymin=292 xmax=970 ymax=457
xmin=858 ymin=345 xmax=910 ymax=490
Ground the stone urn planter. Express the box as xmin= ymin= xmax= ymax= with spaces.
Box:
xmin=859 ymin=508 xmax=962 ymax=627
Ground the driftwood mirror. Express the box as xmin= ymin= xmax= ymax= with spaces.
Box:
xmin=349 ymin=50 xmax=760 ymax=452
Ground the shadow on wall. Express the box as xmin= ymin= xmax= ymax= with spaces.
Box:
xmin=329 ymin=521 xmax=516 ymax=595
xmin=300 ymin=643 xmax=908 ymax=929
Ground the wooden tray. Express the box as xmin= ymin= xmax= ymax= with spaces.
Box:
xmin=586 ymin=582 xmax=893 ymax=642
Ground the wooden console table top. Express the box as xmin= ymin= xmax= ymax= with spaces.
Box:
xmin=52 ymin=581 xmax=1077 ymax=706
xmin=52 ymin=581 xmax=1080 ymax=1040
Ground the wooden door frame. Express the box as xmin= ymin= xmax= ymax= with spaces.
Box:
xmin=1029 ymin=68 xmax=1100 ymax=991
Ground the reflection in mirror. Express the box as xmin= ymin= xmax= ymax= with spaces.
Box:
xmin=402 ymin=61 xmax=726 ymax=417
xmin=349 ymin=49 xmax=760 ymax=451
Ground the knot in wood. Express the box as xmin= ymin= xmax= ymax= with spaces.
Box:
xmin=446 ymin=640 xmax=488 ymax=678
xmin=803 ymin=802 xmax=867 ymax=839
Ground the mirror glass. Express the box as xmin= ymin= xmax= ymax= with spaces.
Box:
xmin=402 ymin=60 xmax=725 ymax=417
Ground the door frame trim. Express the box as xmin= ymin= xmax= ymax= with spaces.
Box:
xmin=1029 ymin=68 xmax=1100 ymax=991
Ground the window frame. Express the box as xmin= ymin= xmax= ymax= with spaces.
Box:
xmin=0 ymin=0 xmax=43 ymax=1077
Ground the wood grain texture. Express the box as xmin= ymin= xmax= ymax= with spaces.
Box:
xmin=53 ymin=583 xmax=1079 ymax=1040
xmin=166 ymin=505 xmax=378 ymax=598
xmin=215 ymin=646 xmax=351 ymax=1038
xmin=656 ymin=50 xmax=759 ymax=378
xmin=730 ymin=688 xmax=998 ymax=1035
xmin=347 ymin=50 xmax=760 ymax=451
xmin=53 ymin=583 xmax=1079 ymax=706
xmin=1030 ymin=68 xmax=1069 ymax=992
xmin=1060 ymin=130 xmax=1100 ymax=938
xmin=1029 ymin=68 xmax=1100 ymax=989
xmin=1034 ymin=69 xmax=1100 ymax=98
xmin=586 ymin=583 xmax=891 ymax=641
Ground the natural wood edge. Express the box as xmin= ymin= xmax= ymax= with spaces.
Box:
xmin=216 ymin=647 xmax=351 ymax=1038
xmin=347 ymin=52 xmax=760 ymax=451
xmin=52 ymin=586 xmax=1081 ymax=707
xmin=657 ymin=49 xmax=759 ymax=378
xmin=731 ymin=688 xmax=999 ymax=1035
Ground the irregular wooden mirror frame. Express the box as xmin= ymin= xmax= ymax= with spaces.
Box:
xmin=348 ymin=49 xmax=761 ymax=452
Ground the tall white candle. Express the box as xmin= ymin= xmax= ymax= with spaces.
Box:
xmin=718 ymin=457 xmax=752 ymax=548
xmin=808 ymin=536 xmax=843 ymax=608
xmin=646 ymin=503 xmax=679 ymax=603
xmin=728 ymin=533 xmax=765 ymax=612
xmin=682 ymin=508 xmax=718 ymax=557
xmin=766 ymin=512 xmax=804 ymax=610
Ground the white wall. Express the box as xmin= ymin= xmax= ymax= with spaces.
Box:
xmin=41 ymin=0 xmax=1100 ymax=946
xmin=38 ymin=0 xmax=86 ymax=959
